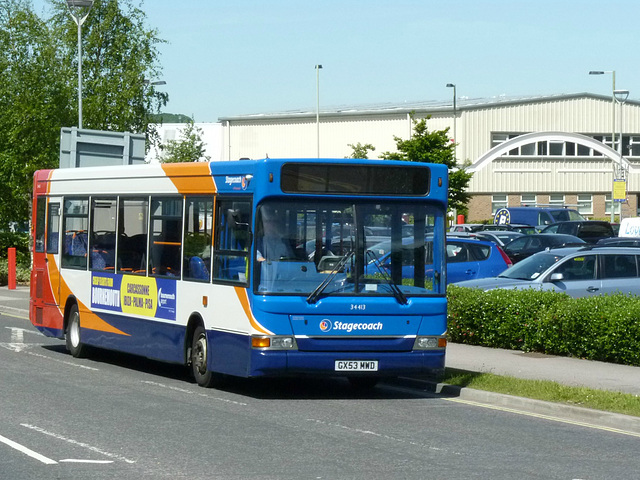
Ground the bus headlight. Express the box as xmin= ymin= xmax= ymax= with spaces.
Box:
xmin=413 ymin=336 xmax=447 ymax=350
xmin=251 ymin=336 xmax=298 ymax=350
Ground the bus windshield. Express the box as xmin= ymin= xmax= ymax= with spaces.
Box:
xmin=254 ymin=199 xmax=444 ymax=297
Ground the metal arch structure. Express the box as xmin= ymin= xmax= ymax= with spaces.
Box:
xmin=469 ymin=131 xmax=631 ymax=179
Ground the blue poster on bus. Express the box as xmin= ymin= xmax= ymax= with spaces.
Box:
xmin=91 ymin=273 xmax=177 ymax=321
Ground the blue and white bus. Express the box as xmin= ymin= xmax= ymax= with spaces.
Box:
xmin=30 ymin=158 xmax=448 ymax=388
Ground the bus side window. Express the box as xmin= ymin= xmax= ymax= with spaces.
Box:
xmin=61 ymin=198 xmax=88 ymax=270
xmin=213 ymin=197 xmax=251 ymax=284
xmin=90 ymin=198 xmax=117 ymax=271
xmin=149 ymin=197 xmax=183 ymax=278
xmin=46 ymin=202 xmax=60 ymax=254
xmin=117 ymin=198 xmax=149 ymax=275
xmin=34 ymin=197 xmax=46 ymax=253
xmin=184 ymin=197 xmax=213 ymax=282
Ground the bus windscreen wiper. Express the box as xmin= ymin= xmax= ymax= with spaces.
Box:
xmin=306 ymin=250 xmax=354 ymax=304
xmin=365 ymin=250 xmax=408 ymax=305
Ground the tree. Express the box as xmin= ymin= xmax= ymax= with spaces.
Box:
xmin=381 ymin=115 xmax=473 ymax=213
xmin=160 ymin=121 xmax=210 ymax=163
xmin=346 ymin=142 xmax=375 ymax=159
xmin=0 ymin=0 xmax=166 ymax=227
xmin=0 ymin=0 xmax=74 ymax=226
xmin=48 ymin=0 xmax=168 ymax=133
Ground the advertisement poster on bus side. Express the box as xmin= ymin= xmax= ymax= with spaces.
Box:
xmin=90 ymin=273 xmax=177 ymax=321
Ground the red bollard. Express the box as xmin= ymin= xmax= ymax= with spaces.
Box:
xmin=7 ymin=247 xmax=16 ymax=290
xmin=457 ymin=214 xmax=465 ymax=225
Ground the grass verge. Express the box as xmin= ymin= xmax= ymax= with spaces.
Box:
xmin=442 ymin=368 xmax=640 ymax=418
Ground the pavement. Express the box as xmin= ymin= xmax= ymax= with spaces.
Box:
xmin=1 ymin=284 xmax=639 ymax=434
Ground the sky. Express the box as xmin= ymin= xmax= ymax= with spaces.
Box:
xmin=33 ymin=0 xmax=640 ymax=123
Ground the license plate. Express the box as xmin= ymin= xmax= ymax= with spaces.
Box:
xmin=335 ymin=360 xmax=379 ymax=371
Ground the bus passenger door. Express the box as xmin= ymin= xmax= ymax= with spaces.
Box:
xmin=45 ymin=200 xmax=62 ymax=313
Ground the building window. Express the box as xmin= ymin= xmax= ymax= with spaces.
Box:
xmin=549 ymin=194 xmax=565 ymax=207
xmin=521 ymin=194 xmax=536 ymax=206
xmin=629 ymin=136 xmax=640 ymax=157
xmin=491 ymin=195 xmax=508 ymax=214
xmin=577 ymin=194 xmax=592 ymax=215
xmin=549 ymin=141 xmax=564 ymax=156
xmin=490 ymin=132 xmax=639 ymax=158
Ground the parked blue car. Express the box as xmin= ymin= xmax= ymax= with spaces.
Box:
xmin=366 ymin=237 xmax=512 ymax=284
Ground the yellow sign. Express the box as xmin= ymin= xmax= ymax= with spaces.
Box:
xmin=613 ymin=179 xmax=626 ymax=201
xmin=120 ymin=275 xmax=158 ymax=317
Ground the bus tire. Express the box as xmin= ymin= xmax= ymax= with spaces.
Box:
xmin=190 ymin=325 xmax=221 ymax=388
xmin=65 ymin=303 xmax=87 ymax=358
xmin=347 ymin=376 xmax=380 ymax=390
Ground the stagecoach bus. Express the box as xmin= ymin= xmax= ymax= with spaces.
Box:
xmin=30 ymin=158 xmax=448 ymax=388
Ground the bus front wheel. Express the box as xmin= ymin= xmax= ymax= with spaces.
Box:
xmin=191 ymin=325 xmax=221 ymax=388
xmin=65 ymin=304 xmax=87 ymax=358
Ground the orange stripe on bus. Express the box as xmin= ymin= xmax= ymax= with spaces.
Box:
xmin=47 ymin=255 xmax=129 ymax=336
xmin=234 ymin=287 xmax=272 ymax=335
xmin=161 ymin=163 xmax=217 ymax=194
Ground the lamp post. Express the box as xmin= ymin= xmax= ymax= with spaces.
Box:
xmin=144 ymin=79 xmax=167 ymax=87
xmin=315 ymin=65 xmax=322 ymax=158
xmin=614 ymin=89 xmax=629 ymax=220
xmin=446 ymin=83 xmax=457 ymax=161
xmin=589 ymin=70 xmax=616 ymax=222
xmin=67 ymin=0 xmax=94 ymax=130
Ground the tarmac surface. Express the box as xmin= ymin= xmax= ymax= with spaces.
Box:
xmin=1 ymin=284 xmax=639 ymax=434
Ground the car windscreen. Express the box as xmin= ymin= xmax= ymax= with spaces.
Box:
xmin=498 ymin=252 xmax=564 ymax=280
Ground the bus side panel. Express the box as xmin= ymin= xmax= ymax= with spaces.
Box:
xmin=79 ymin=312 xmax=186 ymax=364
xmin=208 ymin=330 xmax=252 ymax=377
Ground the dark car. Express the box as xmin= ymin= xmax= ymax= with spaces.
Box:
xmin=474 ymin=231 xmax=525 ymax=247
xmin=454 ymin=246 xmax=640 ymax=298
xmin=480 ymin=224 xmax=537 ymax=235
xmin=499 ymin=206 xmax=586 ymax=229
xmin=540 ymin=220 xmax=614 ymax=244
xmin=595 ymin=237 xmax=640 ymax=247
xmin=501 ymin=233 xmax=585 ymax=263
xmin=449 ymin=223 xmax=484 ymax=233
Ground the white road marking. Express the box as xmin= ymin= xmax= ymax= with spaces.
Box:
xmin=142 ymin=380 xmax=249 ymax=406
xmin=306 ymin=418 xmax=460 ymax=454
xmin=21 ymin=424 xmax=136 ymax=464
xmin=443 ymin=397 xmax=640 ymax=438
xmin=25 ymin=350 xmax=100 ymax=370
xmin=59 ymin=459 xmax=114 ymax=464
xmin=0 ymin=433 xmax=57 ymax=465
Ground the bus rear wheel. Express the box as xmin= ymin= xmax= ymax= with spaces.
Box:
xmin=65 ymin=304 xmax=87 ymax=358
xmin=191 ymin=325 xmax=222 ymax=388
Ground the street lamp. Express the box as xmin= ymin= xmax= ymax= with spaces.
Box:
xmin=446 ymin=83 xmax=457 ymax=161
xmin=144 ymin=79 xmax=167 ymax=87
xmin=614 ymin=89 xmax=629 ymax=220
xmin=315 ymin=65 xmax=322 ymax=158
xmin=67 ymin=0 xmax=94 ymax=130
xmin=589 ymin=70 xmax=616 ymax=222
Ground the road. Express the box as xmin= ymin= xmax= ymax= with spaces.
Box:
xmin=0 ymin=311 xmax=637 ymax=480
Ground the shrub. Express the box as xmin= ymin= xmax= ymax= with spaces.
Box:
xmin=0 ymin=258 xmax=31 ymax=285
xmin=447 ymin=286 xmax=640 ymax=367
xmin=0 ymin=232 xmax=30 ymax=264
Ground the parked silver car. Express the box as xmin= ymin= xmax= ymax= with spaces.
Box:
xmin=453 ymin=246 xmax=640 ymax=298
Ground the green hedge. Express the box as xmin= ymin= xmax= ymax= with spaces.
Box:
xmin=447 ymin=285 xmax=640 ymax=367
xmin=0 ymin=232 xmax=31 ymax=285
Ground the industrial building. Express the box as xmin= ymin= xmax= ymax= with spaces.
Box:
xmin=150 ymin=92 xmax=640 ymax=222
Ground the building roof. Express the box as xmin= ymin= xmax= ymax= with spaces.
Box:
xmin=218 ymin=92 xmax=640 ymax=122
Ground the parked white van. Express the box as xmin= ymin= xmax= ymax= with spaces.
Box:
xmin=618 ymin=217 xmax=640 ymax=237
